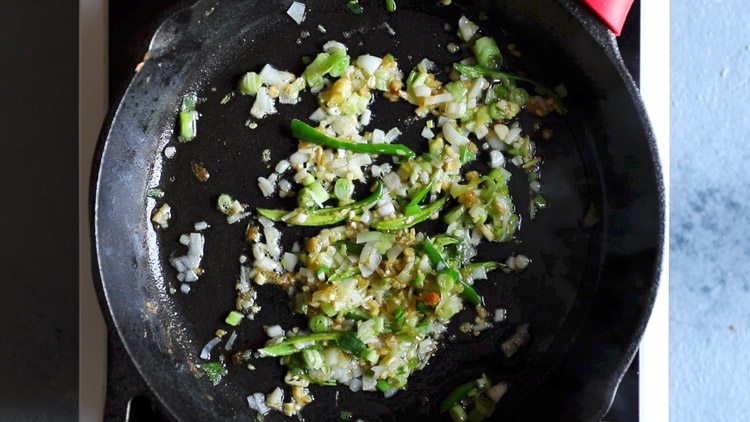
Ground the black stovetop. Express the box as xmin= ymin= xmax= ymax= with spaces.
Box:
xmin=105 ymin=1 xmax=640 ymax=420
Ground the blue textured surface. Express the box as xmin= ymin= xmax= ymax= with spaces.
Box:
xmin=671 ymin=1 xmax=750 ymax=420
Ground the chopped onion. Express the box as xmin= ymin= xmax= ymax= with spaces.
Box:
xmin=487 ymin=382 xmax=509 ymax=403
xmin=247 ymin=393 xmax=270 ymax=415
xmin=356 ymin=231 xmax=382 ymax=244
xmin=281 ymin=252 xmax=298 ymax=272
xmin=489 ymin=150 xmax=505 ymax=168
xmin=360 ymin=108 xmax=372 ymax=126
xmin=266 ymin=387 xmax=285 ymax=409
xmin=383 ymin=387 xmax=399 ymax=398
xmin=180 ymin=283 xmax=191 ymax=294
xmin=384 ymin=128 xmax=402 ymax=143
xmin=258 ymin=176 xmax=276 ymax=197
xmin=163 ymin=146 xmax=176 ymax=158
xmin=421 ymin=127 xmax=435 ymax=139
xmin=504 ymin=127 xmax=523 ymax=144
xmin=423 ymin=92 xmax=454 ymax=106
xmin=286 ymin=1 xmax=306 ymax=25
xmin=200 ymin=336 xmax=222 ymax=360
xmin=458 ymin=16 xmax=479 ymax=41
xmin=259 ymin=64 xmax=295 ymax=86
xmin=357 ymin=55 xmax=383 ymax=75
xmin=442 ymin=122 xmax=469 ymax=146
xmin=501 ymin=323 xmax=530 ymax=358
xmin=194 ymin=221 xmax=209 ymax=231
xmin=224 ymin=330 xmax=238 ymax=351
xmin=413 ymin=85 xmax=432 ymax=97
xmin=250 ymin=87 xmax=276 ymax=119
xmin=348 ymin=377 xmax=363 ymax=392
xmin=310 ymin=107 xmax=327 ymax=122
xmin=494 ymin=308 xmax=507 ymax=323
xmin=265 ymin=325 xmax=284 ymax=338
xmin=151 ymin=203 xmax=171 ymax=229
xmin=323 ymin=40 xmax=347 ymax=52
xmin=468 ymin=76 xmax=487 ymax=100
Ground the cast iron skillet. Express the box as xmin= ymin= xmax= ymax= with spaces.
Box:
xmin=92 ymin=0 xmax=664 ymax=420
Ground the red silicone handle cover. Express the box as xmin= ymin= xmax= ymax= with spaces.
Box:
xmin=581 ymin=0 xmax=634 ymax=36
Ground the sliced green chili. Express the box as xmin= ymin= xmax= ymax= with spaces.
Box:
xmin=440 ymin=380 xmax=477 ymax=412
xmin=292 ymin=119 xmax=416 ymax=158
xmin=258 ymin=332 xmax=340 ymax=357
xmin=404 ymin=182 xmax=433 ymax=216
xmin=372 ymin=196 xmax=447 ymax=231
xmin=257 ymin=181 xmax=383 ymax=226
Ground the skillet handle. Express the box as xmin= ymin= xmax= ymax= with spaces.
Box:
xmin=555 ymin=0 xmax=631 ymax=61
xmin=581 ymin=0 xmax=635 ymax=36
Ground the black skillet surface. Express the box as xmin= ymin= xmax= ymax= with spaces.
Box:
xmin=93 ymin=0 xmax=663 ymax=420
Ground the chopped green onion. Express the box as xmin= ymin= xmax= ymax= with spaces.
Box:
xmin=453 ymin=63 xmax=567 ymax=114
xmin=308 ymin=180 xmax=330 ymax=205
xmin=449 ymin=405 xmax=468 ymax=422
xmin=179 ymin=110 xmax=198 ymax=142
xmin=198 ymin=362 xmax=227 ymax=386
xmin=472 ymin=37 xmax=503 ymax=69
xmin=459 ymin=145 xmax=477 ymax=164
xmin=393 ymin=307 xmax=406 ymax=329
xmin=335 ymin=178 xmax=355 ymax=200
xmin=328 ymin=267 xmax=360 ymax=283
xmin=297 ymin=187 xmax=317 ymax=209
xmin=413 ymin=272 xmax=426 ymax=288
xmin=377 ymin=379 xmax=391 ymax=392
xmin=337 ymin=331 xmax=369 ymax=358
xmin=238 ymin=72 xmax=262 ymax=95
xmin=467 ymin=407 xmax=486 ymax=422
xmin=309 ymin=314 xmax=333 ymax=333
xmin=346 ymin=0 xmax=364 ymax=14
xmin=225 ymin=310 xmax=244 ymax=326
xmin=437 ymin=271 xmax=455 ymax=292
xmin=474 ymin=396 xmax=496 ymax=416
xmin=302 ymin=349 xmax=324 ymax=370
xmin=146 ymin=188 xmax=164 ymax=198
xmin=340 ymin=410 xmax=353 ymax=421
xmin=385 ymin=0 xmax=396 ymax=12
xmin=304 ymin=49 xmax=350 ymax=91
xmin=344 ymin=307 xmax=371 ymax=321
xmin=220 ymin=93 xmax=232 ymax=104
xmin=445 ymin=81 xmax=469 ymax=102
xmin=532 ymin=193 xmax=547 ymax=209
xmin=440 ymin=380 xmax=477 ymax=412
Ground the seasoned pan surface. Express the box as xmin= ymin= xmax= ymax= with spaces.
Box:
xmin=93 ymin=0 xmax=663 ymax=420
